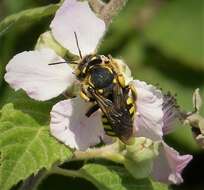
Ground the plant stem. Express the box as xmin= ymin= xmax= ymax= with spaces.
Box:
xmin=89 ymin=0 xmax=105 ymax=14
xmin=50 ymin=166 xmax=84 ymax=178
xmin=89 ymin=0 xmax=128 ymax=25
xmin=101 ymin=0 xmax=127 ymax=24
xmin=74 ymin=143 xmax=125 ymax=163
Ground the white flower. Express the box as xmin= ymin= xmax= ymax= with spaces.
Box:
xmin=4 ymin=0 xmax=192 ymax=184
xmin=132 ymin=80 xmax=192 ymax=184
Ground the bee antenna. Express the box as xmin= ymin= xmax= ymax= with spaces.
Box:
xmin=74 ymin=31 xmax=83 ymax=59
xmin=48 ymin=61 xmax=67 ymax=65
xmin=48 ymin=61 xmax=78 ymax=66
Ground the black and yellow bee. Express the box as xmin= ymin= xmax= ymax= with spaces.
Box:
xmin=50 ymin=32 xmax=137 ymax=144
xmin=75 ymin=54 xmax=137 ymax=144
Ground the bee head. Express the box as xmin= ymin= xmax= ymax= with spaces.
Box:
xmin=76 ymin=55 xmax=101 ymax=78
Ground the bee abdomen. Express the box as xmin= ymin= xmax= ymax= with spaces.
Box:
xmin=102 ymin=115 xmax=116 ymax=137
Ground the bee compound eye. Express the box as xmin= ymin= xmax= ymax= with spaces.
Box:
xmin=90 ymin=67 xmax=114 ymax=89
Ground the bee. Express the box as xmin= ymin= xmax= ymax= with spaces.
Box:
xmin=50 ymin=32 xmax=137 ymax=143
xmin=74 ymin=53 xmax=137 ymax=144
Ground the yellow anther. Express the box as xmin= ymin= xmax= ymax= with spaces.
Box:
xmin=80 ymin=91 xmax=90 ymax=101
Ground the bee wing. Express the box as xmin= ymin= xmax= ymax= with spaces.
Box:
xmin=88 ymin=87 xmax=133 ymax=143
xmin=88 ymin=87 xmax=113 ymax=113
xmin=112 ymin=83 xmax=126 ymax=109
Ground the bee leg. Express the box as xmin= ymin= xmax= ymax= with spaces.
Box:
xmin=80 ymin=90 xmax=90 ymax=101
xmin=85 ymin=104 xmax=100 ymax=117
xmin=80 ymin=84 xmax=91 ymax=102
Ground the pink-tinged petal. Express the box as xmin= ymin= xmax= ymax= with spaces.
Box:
xmin=162 ymin=93 xmax=181 ymax=135
xmin=50 ymin=97 xmax=104 ymax=150
xmin=131 ymin=80 xmax=164 ymax=140
xmin=152 ymin=142 xmax=193 ymax=184
xmin=4 ymin=48 xmax=76 ymax=101
xmin=50 ymin=0 xmax=106 ymax=56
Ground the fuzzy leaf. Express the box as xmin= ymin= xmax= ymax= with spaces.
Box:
xmin=0 ymin=89 xmax=61 ymax=125
xmin=79 ymin=164 xmax=168 ymax=190
xmin=0 ymin=104 xmax=72 ymax=190
xmin=0 ymin=4 xmax=59 ymax=37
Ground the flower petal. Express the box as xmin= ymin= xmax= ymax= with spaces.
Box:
xmin=50 ymin=0 xmax=106 ymax=56
xmin=162 ymin=93 xmax=181 ymax=135
xmin=50 ymin=97 xmax=104 ymax=150
xmin=152 ymin=142 xmax=193 ymax=184
xmin=132 ymin=80 xmax=164 ymax=140
xmin=4 ymin=48 xmax=76 ymax=101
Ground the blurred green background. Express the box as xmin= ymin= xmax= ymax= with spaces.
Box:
xmin=0 ymin=0 xmax=203 ymax=190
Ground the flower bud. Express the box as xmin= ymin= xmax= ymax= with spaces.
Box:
xmin=35 ymin=31 xmax=77 ymax=60
xmin=121 ymin=137 xmax=160 ymax=179
xmin=184 ymin=88 xmax=204 ymax=148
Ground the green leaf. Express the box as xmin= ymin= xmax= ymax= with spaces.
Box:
xmin=79 ymin=164 xmax=168 ymax=190
xmin=0 ymin=87 xmax=62 ymax=125
xmin=0 ymin=104 xmax=72 ymax=190
xmin=0 ymin=3 xmax=59 ymax=37
xmin=144 ymin=0 xmax=203 ymax=69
